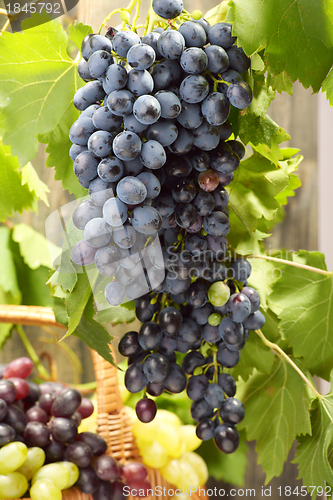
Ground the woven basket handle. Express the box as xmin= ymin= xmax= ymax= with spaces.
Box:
xmin=91 ymin=347 xmax=123 ymax=415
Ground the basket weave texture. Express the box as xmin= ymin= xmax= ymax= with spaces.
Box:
xmin=0 ymin=306 xmax=208 ymax=500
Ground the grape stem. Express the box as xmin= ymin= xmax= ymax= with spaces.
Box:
xmin=251 ymin=254 xmax=332 ymax=276
xmin=98 ymin=0 xmax=139 ymax=34
xmin=16 ymin=324 xmax=50 ymax=380
xmin=255 ymin=328 xmax=321 ymax=399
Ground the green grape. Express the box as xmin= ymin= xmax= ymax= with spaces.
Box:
xmin=191 ymin=10 xmax=202 ymax=19
xmin=0 ymin=472 xmax=28 ymax=499
xmin=178 ymin=425 xmax=202 ymax=452
xmin=132 ymin=419 xmax=159 ymax=442
xmin=160 ymin=459 xmax=181 ymax=485
xmin=17 ymin=447 xmax=45 ymax=481
xmin=32 ymin=463 xmax=70 ymax=490
xmin=0 ymin=442 xmax=28 ymax=474
xmin=180 ymin=452 xmax=208 ymax=486
xmin=175 ymin=461 xmax=200 ymax=489
xmin=59 ymin=461 xmax=79 ymax=488
xmin=208 ymin=281 xmax=230 ymax=307
xmin=155 ymin=423 xmax=184 ymax=458
xmin=30 ymin=478 xmax=62 ymax=500
xmin=208 ymin=313 xmax=222 ymax=326
xmin=139 ymin=440 xmax=168 ymax=468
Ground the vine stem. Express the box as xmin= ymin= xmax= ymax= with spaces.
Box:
xmin=251 ymin=254 xmax=332 ymax=277
xmin=98 ymin=0 xmax=139 ymax=34
xmin=16 ymin=324 xmax=50 ymax=380
xmin=255 ymin=329 xmax=321 ymax=399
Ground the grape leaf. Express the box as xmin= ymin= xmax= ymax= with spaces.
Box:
xmin=73 ymin=296 xmax=115 ymax=366
xmin=12 ymin=223 xmax=59 ymax=270
xmin=197 ymin=430 xmax=248 ymax=486
xmin=228 ymin=0 xmax=333 ymax=94
xmin=0 ymin=14 xmax=81 ymax=167
xmin=68 ymin=21 xmax=93 ymax=50
xmin=204 ymin=2 xmax=229 ymax=25
xmin=230 ymin=330 xmax=275 ymax=382
xmin=20 ymin=163 xmax=50 ymax=206
xmin=294 ymin=384 xmax=333 ymax=497
xmin=94 ymin=306 xmax=136 ymax=326
xmin=268 ymin=252 xmax=333 ymax=380
xmin=322 ymin=68 xmax=333 ymax=106
xmin=0 ymin=227 xmax=20 ymax=299
xmin=250 ymin=53 xmax=265 ymax=72
xmin=0 ymin=288 xmax=20 ymax=348
xmin=227 ymin=152 xmax=290 ymax=253
xmin=237 ymin=359 xmax=312 ymax=483
xmin=245 ymin=72 xmax=275 ymax=119
xmin=267 ymin=70 xmax=293 ymax=96
xmin=0 ymin=142 xmax=36 ymax=221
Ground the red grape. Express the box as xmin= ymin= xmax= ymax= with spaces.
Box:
xmin=135 ymin=398 xmax=157 ymax=423
xmin=26 ymin=406 xmax=48 ymax=424
xmin=3 ymin=357 xmax=33 ymax=379
xmin=94 ymin=454 xmax=121 ymax=481
xmin=198 ymin=169 xmax=219 ymax=192
xmin=0 ymin=380 xmax=17 ymax=404
xmin=123 ymin=462 xmax=148 ymax=482
xmin=126 ymin=480 xmax=152 ymax=498
xmin=78 ymin=398 xmax=94 ymax=419
xmin=51 ymin=388 xmax=82 ymax=418
xmin=38 ymin=393 xmax=56 ymax=414
xmin=8 ymin=378 xmax=29 ymax=400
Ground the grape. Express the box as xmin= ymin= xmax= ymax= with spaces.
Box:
xmin=180 ymin=48 xmax=208 ymax=74
xmin=51 ymin=388 xmax=81 ymax=418
xmin=123 ymin=462 xmax=148 ymax=482
xmin=26 ymin=406 xmax=48 ymax=424
xmin=158 ymin=307 xmax=182 ymax=336
xmin=230 ymin=258 xmax=252 ymax=281
xmin=69 ymin=117 xmax=95 ymax=146
xmin=214 ymin=423 xmax=239 ymax=453
xmin=190 ymin=303 xmax=214 ymax=327
xmin=125 ymin=363 xmax=148 ymax=393
xmin=164 ymin=363 xmax=187 ymax=393
xmin=105 ymin=282 xmax=126 ymax=306
xmin=103 ymin=64 xmax=128 ymax=94
xmin=70 ymin=240 xmax=99 ymax=266
xmin=202 ymin=323 xmax=220 ymax=342
xmin=93 ymin=480 xmax=115 ymax=500
xmin=0 ymin=423 xmax=15 ymax=446
xmin=116 ymin=176 xmax=147 ymax=205
xmin=203 ymin=211 xmax=230 ymax=237
xmin=69 ymin=144 xmax=87 ymax=161
xmin=94 ymin=455 xmax=121 ymax=481
xmin=146 ymin=120 xmax=178 ymax=147
xmin=196 ymin=419 xmax=215 ymax=441
xmin=112 ymin=31 xmax=141 ymax=58
xmin=201 ymin=92 xmax=230 ymax=126
xmin=146 ymin=382 xmax=164 ymax=397
xmin=168 ymin=127 xmax=194 ymax=155
xmin=142 ymin=31 xmax=162 ymax=58
xmin=182 ymin=351 xmax=205 ymax=375
xmin=241 ymin=287 xmax=260 ymax=313
xmin=198 ymin=169 xmax=219 ymax=192
xmin=176 ymin=102 xmax=203 ymax=130
xmin=123 ymin=114 xmax=148 ymax=135
xmin=140 ymin=140 xmax=166 ymax=169
xmin=0 ymin=441 xmax=27 ymax=474
xmin=92 ymin=107 xmax=122 ymax=133
xmin=88 ymin=178 xmax=114 ymax=206
xmin=204 ymin=44 xmax=229 ymax=74
xmin=208 ymin=281 xmax=230 ymax=307
xmin=73 ymin=81 xmax=105 ymax=111
xmin=152 ymin=0 xmax=183 ymax=19
xmin=227 ymin=139 xmax=245 ymax=160
xmin=113 ymin=481 xmax=126 ymax=500
xmin=135 ymin=296 xmax=159 ymax=323
xmin=175 ymin=203 xmax=197 ymax=229
xmin=228 ymin=293 xmax=251 ymax=322
xmin=208 ymin=22 xmax=236 ymax=49
xmin=180 ymin=75 xmax=209 ymax=104
xmin=191 ymin=399 xmax=214 ymax=422
xmin=227 ymin=45 xmax=251 ymax=74
xmin=137 ymin=172 xmax=161 ymax=199
xmin=78 ymin=398 xmax=94 ymax=419
xmin=76 ymin=432 xmax=107 ymax=456
xmin=127 ymin=69 xmax=154 ymax=97
xmin=97 ymin=158 xmax=123 ymax=184
xmin=0 ymin=472 xmax=28 ymax=499
xmin=49 ymin=417 xmax=78 ymax=443
xmin=131 ymin=206 xmax=162 ymax=235
xmin=87 ymin=50 xmax=113 ymax=79
xmin=154 ymin=90 xmax=181 ymax=119
xmin=218 ymin=171 xmax=234 ymax=186
xmin=158 ymin=30 xmax=185 ymax=60
xmin=84 ymin=218 xmax=112 ymax=248
xmin=172 ymin=178 xmax=196 ymax=203
xmin=178 ymin=21 xmax=207 ymax=47
xmin=192 ymin=191 xmax=214 ymax=216
xmin=17 ymin=447 xmax=45 ymax=481
xmin=190 ymin=151 xmax=209 ymax=172
xmin=88 ymin=130 xmax=114 ymax=158
xmin=32 ymin=463 xmax=70 ymax=490
xmin=192 ymin=121 xmax=220 ymax=151
xmin=133 ymin=95 xmax=161 ymax=125
xmin=138 ymin=322 xmax=162 ymax=350
xmin=217 ymin=343 xmax=240 ymax=368
xmin=23 ymin=422 xmax=50 ymax=447
xmin=81 ymin=34 xmax=94 ymax=61
xmin=227 ymin=81 xmax=253 ymax=109
xmin=118 ymin=331 xmax=142 ymax=357
xmin=76 ymin=466 xmax=100 ymax=494
xmin=158 ymin=333 xmax=177 ymax=356
xmin=151 ymin=63 xmax=172 ymax=91
xmin=143 ymin=353 xmax=170 ymax=384
xmin=7 ymin=377 xmax=29 ymax=400
xmin=0 ymin=400 xmax=7 ymax=422
xmin=113 ymin=224 xmax=137 ymax=249
xmin=221 ymin=397 xmax=245 ymax=424
xmin=113 ymin=131 xmax=142 ymax=161
xmin=211 ymin=147 xmax=240 ymax=173
xmin=89 ymin=34 xmax=112 ymax=54
xmin=136 ymin=398 xmax=157 ymax=423
xmin=243 ymin=310 xmax=266 ymax=330
xmin=106 ymin=90 xmax=134 ymax=117
xmin=186 ymin=280 xmax=208 ymax=308
xmin=127 ymin=43 xmax=156 ymax=70
xmin=72 ymin=201 xmax=102 ymax=230
xmin=74 ymin=150 xmax=98 ymax=181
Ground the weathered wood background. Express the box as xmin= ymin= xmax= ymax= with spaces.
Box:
xmin=0 ymin=0 xmax=318 ymax=497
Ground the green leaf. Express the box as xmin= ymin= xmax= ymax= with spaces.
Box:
xmin=0 ymin=142 xmax=36 ymax=221
xmin=238 ymin=359 xmax=312 ymax=482
xmin=94 ymin=305 xmax=136 ymax=326
xmin=230 ymin=330 xmax=275 ymax=382
xmin=20 ymin=163 xmax=50 ymax=206
xmin=65 ymin=270 xmax=95 ymax=339
xmin=52 ymin=296 xmax=68 ymax=327
xmin=0 ymin=287 xmax=20 ymax=348
xmin=0 ymin=15 xmax=80 ymax=167
xmin=0 ymin=227 xmax=20 ymax=298
xmin=227 ymin=152 xmax=290 ymax=253
xmin=267 ymin=70 xmax=293 ymax=96
xmin=197 ymin=430 xmax=248 ymax=486
xmin=247 ymin=257 xmax=279 ymax=308
xmin=73 ymin=296 xmax=114 ymax=365
xmin=228 ymin=0 xmax=333 ymax=93
xmin=322 ymin=68 xmax=333 ymax=106
xmin=268 ymin=251 xmax=333 ymax=380
xmin=204 ymin=2 xmax=229 ymax=25
xmin=48 ymin=248 xmax=77 ymax=293
xmin=294 ymin=384 xmax=333 ymax=497
xmin=18 ymin=265 xmax=52 ymax=308
xmin=250 ymin=53 xmax=265 ymax=72
xmin=68 ymin=21 xmax=93 ymax=50
xmin=245 ymin=72 xmax=275 ymax=119
xmin=12 ymin=223 xmax=58 ymax=270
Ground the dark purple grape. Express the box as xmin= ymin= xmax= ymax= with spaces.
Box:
xmin=159 ymin=307 xmax=182 ymax=336
xmin=51 ymin=388 xmax=82 ymax=418
xmin=38 ymin=393 xmax=56 ymax=415
xmin=191 ymin=399 xmax=214 ymax=422
xmin=196 ymin=418 xmax=215 ymax=440
xmin=243 ymin=310 xmax=265 ymax=330
xmin=135 ymin=398 xmax=157 ymax=423
xmin=218 ymin=373 xmax=236 ymax=397
xmin=0 ymin=380 xmax=17 ymax=404
xmin=146 ymin=382 xmax=164 ymax=397
xmin=94 ymin=455 xmax=121 ymax=481
xmin=182 ymin=351 xmax=205 ymax=375
xmin=65 ymin=441 xmax=94 ymax=468
xmin=138 ymin=322 xmax=163 ymax=351
xmin=4 ymin=405 xmax=27 ymax=434
xmin=118 ymin=332 xmax=142 ymax=358
xmin=77 ymin=466 xmax=100 ymax=494
xmin=26 ymin=406 xmax=48 ymax=425
xmin=0 ymin=423 xmax=15 ymax=446
xmin=214 ymin=423 xmax=239 ymax=453
xmin=241 ymin=287 xmax=260 ymax=313
xmin=178 ymin=320 xmax=202 ymax=348
xmin=0 ymin=400 xmax=7 ymax=421
xmin=93 ymin=481 xmax=115 ymax=500
xmin=78 ymin=398 xmax=94 ymax=420
xmin=125 ymin=363 xmax=148 ymax=393
xmin=49 ymin=417 xmax=78 ymax=443
xmin=143 ymin=353 xmax=170 ymax=384
xmin=23 ymin=421 xmax=50 ymax=447
xmin=164 ymin=363 xmax=187 ymax=394
xmin=44 ymin=438 xmax=65 ymax=463
xmin=76 ymin=432 xmax=107 ymax=457
xmin=221 ymin=397 xmax=245 ymax=425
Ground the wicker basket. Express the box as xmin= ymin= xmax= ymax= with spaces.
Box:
xmin=0 ymin=305 xmax=208 ymax=500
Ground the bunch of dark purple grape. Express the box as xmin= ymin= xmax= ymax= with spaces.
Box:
xmin=68 ymin=0 xmax=265 ymax=454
